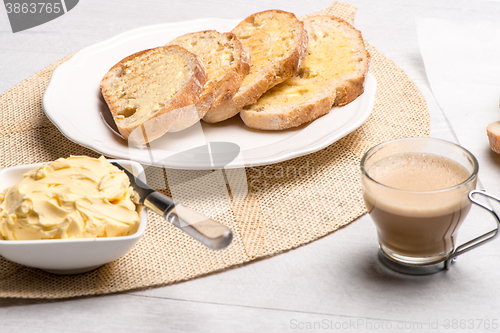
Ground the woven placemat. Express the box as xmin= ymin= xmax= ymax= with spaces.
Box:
xmin=0 ymin=2 xmax=429 ymax=298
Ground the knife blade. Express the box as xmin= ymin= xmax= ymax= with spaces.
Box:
xmin=112 ymin=162 xmax=233 ymax=250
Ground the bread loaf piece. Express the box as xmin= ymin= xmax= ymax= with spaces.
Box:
xmin=166 ymin=30 xmax=250 ymax=132
xmin=240 ymin=15 xmax=370 ymax=130
xmin=100 ymin=45 xmax=206 ymax=145
xmin=487 ymin=121 xmax=500 ymax=153
xmin=202 ymin=10 xmax=308 ymax=123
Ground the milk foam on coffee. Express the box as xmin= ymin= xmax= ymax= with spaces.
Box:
xmin=363 ymin=152 xmax=475 ymax=259
xmin=368 ymin=152 xmax=470 ymax=192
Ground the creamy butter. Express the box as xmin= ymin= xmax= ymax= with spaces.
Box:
xmin=0 ymin=156 xmax=140 ymax=240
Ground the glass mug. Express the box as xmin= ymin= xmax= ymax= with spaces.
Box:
xmin=360 ymin=138 xmax=500 ymax=274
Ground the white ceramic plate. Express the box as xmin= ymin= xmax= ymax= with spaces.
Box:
xmin=0 ymin=160 xmax=147 ymax=274
xmin=43 ymin=18 xmax=376 ymax=170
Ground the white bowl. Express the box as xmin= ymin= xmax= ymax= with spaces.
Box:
xmin=0 ymin=159 xmax=147 ymax=274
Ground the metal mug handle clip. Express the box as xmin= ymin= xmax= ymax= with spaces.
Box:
xmin=444 ymin=190 xmax=500 ymax=269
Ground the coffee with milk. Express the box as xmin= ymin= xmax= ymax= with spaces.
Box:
xmin=362 ymin=152 xmax=476 ymax=264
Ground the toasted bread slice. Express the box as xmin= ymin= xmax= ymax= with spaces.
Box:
xmin=100 ymin=45 xmax=206 ymax=145
xmin=202 ymin=10 xmax=308 ymax=123
xmin=240 ymin=15 xmax=370 ymax=130
xmin=487 ymin=121 xmax=500 ymax=153
xmin=166 ymin=30 xmax=250 ymax=132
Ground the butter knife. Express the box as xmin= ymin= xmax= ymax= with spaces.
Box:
xmin=112 ymin=162 xmax=233 ymax=250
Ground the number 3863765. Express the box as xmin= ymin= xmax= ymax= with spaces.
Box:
xmin=5 ymin=2 xmax=62 ymax=14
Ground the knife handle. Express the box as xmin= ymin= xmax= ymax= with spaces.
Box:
xmin=144 ymin=192 xmax=233 ymax=250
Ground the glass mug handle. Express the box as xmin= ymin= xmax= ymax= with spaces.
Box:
xmin=445 ymin=190 xmax=500 ymax=269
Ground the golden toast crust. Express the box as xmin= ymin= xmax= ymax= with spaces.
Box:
xmin=166 ymin=30 xmax=250 ymax=131
xmin=203 ymin=9 xmax=308 ymax=123
xmin=240 ymin=15 xmax=370 ymax=130
xmin=100 ymin=45 xmax=206 ymax=144
xmin=487 ymin=121 xmax=500 ymax=154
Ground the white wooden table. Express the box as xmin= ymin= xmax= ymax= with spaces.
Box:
xmin=2 ymin=1 xmax=500 ymax=331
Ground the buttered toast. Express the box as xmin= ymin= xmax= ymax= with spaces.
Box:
xmin=487 ymin=121 xmax=500 ymax=153
xmin=100 ymin=45 xmax=206 ymax=145
xmin=202 ymin=10 xmax=308 ymax=123
xmin=240 ymin=16 xmax=369 ymax=130
xmin=166 ymin=30 xmax=250 ymax=132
